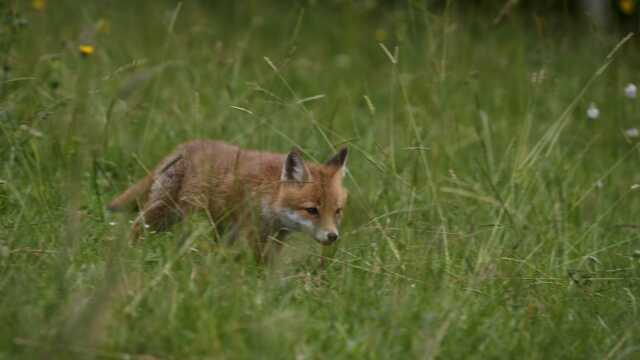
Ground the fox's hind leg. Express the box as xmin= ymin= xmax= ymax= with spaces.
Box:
xmin=131 ymin=201 xmax=178 ymax=239
xmin=131 ymin=154 xmax=185 ymax=240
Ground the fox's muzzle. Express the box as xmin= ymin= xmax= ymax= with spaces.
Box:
xmin=315 ymin=229 xmax=339 ymax=245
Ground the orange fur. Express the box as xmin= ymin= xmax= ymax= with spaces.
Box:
xmin=108 ymin=140 xmax=348 ymax=263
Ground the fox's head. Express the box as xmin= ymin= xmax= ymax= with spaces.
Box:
xmin=274 ymin=147 xmax=349 ymax=245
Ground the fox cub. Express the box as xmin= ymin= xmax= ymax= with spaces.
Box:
xmin=108 ymin=140 xmax=348 ymax=262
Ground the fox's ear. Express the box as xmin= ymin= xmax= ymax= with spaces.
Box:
xmin=281 ymin=147 xmax=309 ymax=183
xmin=326 ymin=147 xmax=348 ymax=174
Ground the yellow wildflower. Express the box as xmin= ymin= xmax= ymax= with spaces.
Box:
xmin=32 ymin=0 xmax=46 ymax=11
xmin=375 ymin=29 xmax=387 ymax=42
xmin=79 ymin=45 xmax=95 ymax=57
xmin=619 ymin=0 xmax=636 ymax=15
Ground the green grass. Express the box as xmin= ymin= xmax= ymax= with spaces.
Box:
xmin=2 ymin=1 xmax=640 ymax=358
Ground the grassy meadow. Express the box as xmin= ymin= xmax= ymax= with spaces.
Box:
xmin=2 ymin=1 xmax=640 ymax=358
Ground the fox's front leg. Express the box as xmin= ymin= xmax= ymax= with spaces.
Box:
xmin=251 ymin=228 xmax=288 ymax=265
xmin=320 ymin=243 xmax=338 ymax=268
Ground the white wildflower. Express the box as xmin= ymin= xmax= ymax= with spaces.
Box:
xmin=108 ymin=221 xmax=117 ymax=226
xmin=530 ymin=68 xmax=547 ymax=85
xmin=587 ymin=103 xmax=599 ymax=120
xmin=625 ymin=83 xmax=637 ymax=99
xmin=595 ymin=179 xmax=604 ymax=189
xmin=625 ymin=128 xmax=639 ymax=138
xmin=19 ymin=125 xmax=43 ymax=138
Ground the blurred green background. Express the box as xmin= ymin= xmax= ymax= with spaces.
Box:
xmin=1 ymin=1 xmax=640 ymax=358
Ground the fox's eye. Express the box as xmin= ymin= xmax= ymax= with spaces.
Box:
xmin=305 ymin=207 xmax=319 ymax=215
xmin=336 ymin=208 xmax=342 ymax=216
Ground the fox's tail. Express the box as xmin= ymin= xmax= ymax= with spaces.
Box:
xmin=107 ymin=175 xmax=153 ymax=211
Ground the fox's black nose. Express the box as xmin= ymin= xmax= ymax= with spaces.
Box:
xmin=327 ymin=232 xmax=338 ymax=243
